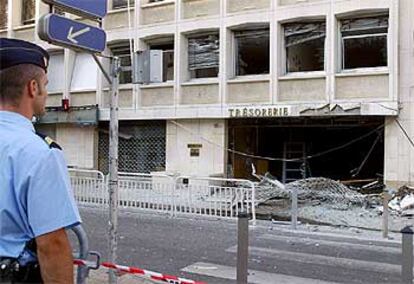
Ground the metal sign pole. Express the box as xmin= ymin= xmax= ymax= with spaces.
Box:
xmin=108 ymin=57 xmax=120 ymax=284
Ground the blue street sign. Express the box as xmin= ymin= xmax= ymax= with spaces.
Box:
xmin=38 ymin=14 xmax=106 ymax=53
xmin=42 ymin=0 xmax=107 ymax=19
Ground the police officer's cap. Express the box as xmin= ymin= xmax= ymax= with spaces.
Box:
xmin=0 ymin=38 xmax=49 ymax=72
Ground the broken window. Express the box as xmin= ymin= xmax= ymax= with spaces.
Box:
xmin=111 ymin=43 xmax=133 ymax=84
xmin=284 ymin=21 xmax=326 ymax=73
xmin=340 ymin=15 xmax=388 ymax=70
xmin=0 ymin=0 xmax=7 ymax=29
xmin=149 ymin=42 xmax=174 ymax=82
xmin=113 ymin=0 xmax=135 ymax=9
xmin=22 ymin=0 xmax=35 ymax=25
xmin=234 ymin=28 xmax=269 ymax=76
xmin=188 ymin=33 xmax=219 ymax=79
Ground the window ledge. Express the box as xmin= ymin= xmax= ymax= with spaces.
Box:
xmin=140 ymin=82 xmax=174 ymax=89
xmin=279 ymin=72 xmax=326 ymax=81
xmin=336 ymin=68 xmax=389 ymax=77
xmin=0 ymin=28 xmax=7 ymax=32
xmin=70 ymin=89 xmax=97 ymax=94
xmin=228 ymin=75 xmax=270 ymax=84
xmin=181 ymin=78 xmax=219 ymax=86
xmin=141 ymin=0 xmax=175 ymax=9
xmin=48 ymin=91 xmax=63 ymax=96
xmin=103 ymin=84 xmax=133 ymax=91
xmin=108 ymin=7 xmax=135 ymax=14
xmin=119 ymin=84 xmax=134 ymax=90
xmin=13 ymin=24 xmax=35 ymax=31
xmin=49 ymin=90 xmax=96 ymax=95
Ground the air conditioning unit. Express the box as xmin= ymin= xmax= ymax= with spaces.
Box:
xmin=133 ymin=50 xmax=163 ymax=84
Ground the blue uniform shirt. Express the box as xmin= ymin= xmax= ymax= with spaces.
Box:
xmin=0 ymin=111 xmax=81 ymax=260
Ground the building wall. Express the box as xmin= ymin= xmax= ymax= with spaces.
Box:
xmin=166 ymin=119 xmax=226 ymax=176
xmin=2 ymin=0 xmax=398 ymax=119
xmin=107 ymin=0 xmax=396 ymax=120
xmin=56 ymin=125 xmax=97 ymax=169
xmin=182 ymin=0 xmax=220 ymax=19
xmin=3 ymin=0 xmax=413 ymax=186
xmin=384 ymin=0 xmax=414 ymax=187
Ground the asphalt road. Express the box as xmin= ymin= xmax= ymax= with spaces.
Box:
xmin=72 ymin=207 xmax=408 ymax=284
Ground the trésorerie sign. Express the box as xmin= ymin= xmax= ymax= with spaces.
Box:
xmin=228 ymin=106 xmax=291 ymax=118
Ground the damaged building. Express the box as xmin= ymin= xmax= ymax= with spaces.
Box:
xmin=3 ymin=0 xmax=413 ymax=188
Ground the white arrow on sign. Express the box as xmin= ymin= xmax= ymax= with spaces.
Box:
xmin=67 ymin=26 xmax=91 ymax=44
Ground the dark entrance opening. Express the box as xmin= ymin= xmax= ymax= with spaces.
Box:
xmin=228 ymin=117 xmax=384 ymax=182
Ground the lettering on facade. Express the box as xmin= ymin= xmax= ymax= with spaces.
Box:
xmin=190 ymin=148 xmax=200 ymax=157
xmin=228 ymin=106 xmax=290 ymax=118
xmin=188 ymin=144 xmax=202 ymax=157
xmin=187 ymin=144 xmax=203 ymax=149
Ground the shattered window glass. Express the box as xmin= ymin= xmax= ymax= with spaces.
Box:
xmin=234 ymin=28 xmax=270 ymax=76
xmin=22 ymin=0 xmax=35 ymax=25
xmin=188 ymin=33 xmax=219 ymax=78
xmin=341 ymin=15 xmax=388 ymax=69
xmin=0 ymin=0 xmax=7 ymax=29
xmin=284 ymin=22 xmax=326 ymax=73
xmin=113 ymin=0 xmax=135 ymax=9
xmin=111 ymin=43 xmax=133 ymax=84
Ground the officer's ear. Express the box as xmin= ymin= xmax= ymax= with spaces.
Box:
xmin=27 ymin=78 xmax=39 ymax=99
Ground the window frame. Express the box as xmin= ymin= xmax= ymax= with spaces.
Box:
xmin=339 ymin=15 xmax=389 ymax=73
xmin=341 ymin=33 xmax=388 ymax=72
xmin=0 ymin=0 xmax=8 ymax=30
xmin=187 ymin=32 xmax=220 ymax=80
xmin=281 ymin=21 xmax=327 ymax=76
xmin=232 ymin=28 xmax=270 ymax=78
xmin=112 ymin=0 xmax=135 ymax=10
xmin=21 ymin=0 xmax=35 ymax=26
xmin=110 ymin=43 xmax=133 ymax=85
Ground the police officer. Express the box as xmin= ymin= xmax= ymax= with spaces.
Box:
xmin=0 ymin=38 xmax=81 ymax=283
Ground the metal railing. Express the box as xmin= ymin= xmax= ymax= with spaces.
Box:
xmin=69 ymin=169 xmax=107 ymax=207
xmin=69 ymin=169 xmax=256 ymax=222
xmin=118 ymin=172 xmax=175 ymax=215
xmin=174 ymin=176 xmax=256 ymax=223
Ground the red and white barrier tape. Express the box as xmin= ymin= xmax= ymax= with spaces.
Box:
xmin=74 ymin=259 xmax=206 ymax=284
xmin=73 ymin=259 xmax=91 ymax=267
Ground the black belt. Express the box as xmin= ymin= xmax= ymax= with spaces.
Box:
xmin=0 ymin=258 xmax=42 ymax=283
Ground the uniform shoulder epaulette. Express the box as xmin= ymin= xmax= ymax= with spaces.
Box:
xmin=35 ymin=132 xmax=62 ymax=150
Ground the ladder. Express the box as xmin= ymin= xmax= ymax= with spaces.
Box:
xmin=282 ymin=142 xmax=307 ymax=183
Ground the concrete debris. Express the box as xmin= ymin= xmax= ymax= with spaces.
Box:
xmin=253 ymin=168 xmax=414 ymax=229
xmin=394 ymin=185 xmax=414 ymax=198
xmin=253 ymin=172 xmax=366 ymax=209
xmin=401 ymin=194 xmax=414 ymax=210
xmin=385 ymin=187 xmax=414 ymax=215
xmin=402 ymin=208 xmax=414 ymax=217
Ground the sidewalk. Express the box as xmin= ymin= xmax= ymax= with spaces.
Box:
xmin=76 ymin=269 xmax=159 ymax=284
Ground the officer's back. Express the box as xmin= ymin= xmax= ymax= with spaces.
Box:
xmin=0 ymin=38 xmax=81 ymax=283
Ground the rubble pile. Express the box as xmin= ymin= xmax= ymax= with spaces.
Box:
xmin=383 ymin=185 xmax=414 ymax=216
xmin=254 ymin=173 xmax=366 ymax=209
xmin=287 ymin=178 xmax=366 ymax=209
xmin=253 ymin=172 xmax=414 ymax=230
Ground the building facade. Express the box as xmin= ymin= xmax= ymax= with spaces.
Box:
xmin=1 ymin=0 xmax=412 ymax=187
